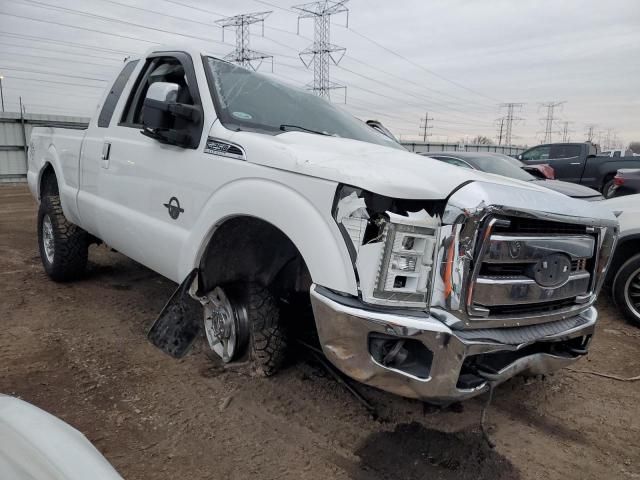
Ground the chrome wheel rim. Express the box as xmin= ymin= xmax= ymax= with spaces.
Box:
xmin=624 ymin=267 xmax=640 ymax=319
xmin=203 ymin=287 xmax=247 ymax=363
xmin=42 ymin=214 xmax=55 ymax=263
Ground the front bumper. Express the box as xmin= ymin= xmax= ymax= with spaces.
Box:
xmin=310 ymin=285 xmax=597 ymax=404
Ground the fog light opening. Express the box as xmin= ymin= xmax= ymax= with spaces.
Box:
xmin=368 ymin=333 xmax=433 ymax=379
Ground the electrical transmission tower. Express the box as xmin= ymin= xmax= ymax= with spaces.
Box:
xmin=540 ymin=101 xmax=565 ymax=143
xmin=499 ymin=103 xmax=524 ymax=146
xmin=585 ymin=124 xmax=597 ymax=142
xmin=561 ymin=121 xmax=573 ymax=142
xmin=495 ymin=117 xmax=505 ymax=145
xmin=419 ymin=112 xmax=433 ymax=142
xmin=216 ymin=11 xmax=273 ymax=71
xmin=293 ymin=0 xmax=349 ymax=100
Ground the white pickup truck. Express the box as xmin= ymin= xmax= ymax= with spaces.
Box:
xmin=28 ymin=46 xmax=619 ymax=403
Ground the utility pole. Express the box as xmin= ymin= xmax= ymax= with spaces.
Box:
xmin=293 ymin=0 xmax=349 ymax=101
xmin=215 ymin=11 xmax=273 ymax=71
xmin=499 ymin=102 xmax=524 ymax=146
xmin=585 ymin=124 xmax=597 ymax=142
xmin=540 ymin=101 xmax=565 ymax=143
xmin=419 ymin=112 xmax=433 ymax=142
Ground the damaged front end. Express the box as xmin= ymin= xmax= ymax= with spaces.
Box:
xmin=312 ymin=181 xmax=618 ymax=403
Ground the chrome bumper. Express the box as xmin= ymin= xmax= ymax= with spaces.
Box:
xmin=310 ymin=284 xmax=597 ymax=404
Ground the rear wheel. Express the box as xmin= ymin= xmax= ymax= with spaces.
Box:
xmin=602 ymin=179 xmax=616 ymax=198
xmin=203 ymin=283 xmax=286 ymax=375
xmin=37 ymin=193 xmax=88 ymax=281
xmin=613 ymin=254 xmax=640 ymax=327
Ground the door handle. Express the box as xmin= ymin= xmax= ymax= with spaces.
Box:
xmin=101 ymin=142 xmax=111 ymax=169
xmin=569 ymin=162 xmax=581 ymax=165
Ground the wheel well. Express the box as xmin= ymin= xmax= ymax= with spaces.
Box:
xmin=39 ymin=163 xmax=58 ymax=198
xmin=606 ymin=235 xmax=640 ymax=284
xmin=198 ymin=216 xmax=312 ymax=298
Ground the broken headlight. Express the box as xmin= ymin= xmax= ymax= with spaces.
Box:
xmin=333 ymin=185 xmax=440 ymax=309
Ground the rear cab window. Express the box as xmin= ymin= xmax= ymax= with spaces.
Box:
xmin=97 ymin=60 xmax=139 ymax=128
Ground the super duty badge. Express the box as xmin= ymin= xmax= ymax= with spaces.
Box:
xmin=204 ymin=137 xmax=245 ymax=160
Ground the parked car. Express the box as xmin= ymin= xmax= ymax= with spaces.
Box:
xmin=0 ymin=395 xmax=123 ymax=479
xmin=517 ymin=142 xmax=640 ymax=198
xmin=610 ymin=169 xmax=640 ymax=198
xmin=603 ymin=194 xmax=640 ymax=326
xmin=423 ymin=151 xmax=603 ymax=200
xmin=27 ymin=46 xmax=618 ymax=404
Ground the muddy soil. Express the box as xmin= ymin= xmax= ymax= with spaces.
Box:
xmin=1 ymin=185 xmax=639 ymax=479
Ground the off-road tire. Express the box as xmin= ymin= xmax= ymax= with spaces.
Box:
xmin=247 ymin=283 xmax=287 ymax=376
xmin=602 ymin=179 xmax=616 ymax=198
xmin=612 ymin=254 xmax=640 ymax=327
xmin=37 ymin=194 xmax=89 ymax=281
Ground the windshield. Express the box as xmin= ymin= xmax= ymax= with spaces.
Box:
xmin=469 ymin=154 xmax=535 ymax=181
xmin=204 ymin=57 xmax=404 ymax=150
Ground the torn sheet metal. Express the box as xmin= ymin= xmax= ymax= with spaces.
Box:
xmin=336 ymin=191 xmax=370 ymax=255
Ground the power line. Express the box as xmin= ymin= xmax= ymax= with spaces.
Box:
xmin=0 ymin=66 xmax=107 ymax=82
xmin=0 ymin=31 xmax=135 ymax=56
xmin=342 ymin=27 xmax=501 ymax=104
xmin=0 ymin=11 xmax=160 ymax=45
xmin=293 ymin=0 xmax=349 ymax=100
xmin=585 ymin=124 xmax=597 ymax=142
xmin=0 ymin=75 xmax=106 ymax=89
xmin=216 ymin=11 xmax=274 ymax=71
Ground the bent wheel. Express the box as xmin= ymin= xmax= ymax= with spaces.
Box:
xmin=203 ymin=283 xmax=286 ymax=375
xmin=203 ymin=287 xmax=249 ymax=363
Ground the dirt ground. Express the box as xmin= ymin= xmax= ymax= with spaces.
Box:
xmin=1 ymin=184 xmax=639 ymax=480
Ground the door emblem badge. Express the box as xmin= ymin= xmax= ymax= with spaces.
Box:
xmin=163 ymin=197 xmax=184 ymax=220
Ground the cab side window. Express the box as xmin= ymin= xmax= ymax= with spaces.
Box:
xmin=522 ymin=146 xmax=551 ymax=161
xmin=549 ymin=144 xmax=581 ymax=159
xmin=120 ymin=56 xmax=195 ymax=128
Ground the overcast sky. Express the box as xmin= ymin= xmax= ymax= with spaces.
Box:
xmin=0 ymin=0 xmax=638 ymax=147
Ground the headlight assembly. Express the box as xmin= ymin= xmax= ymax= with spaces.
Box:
xmin=333 ymin=185 xmax=441 ymax=309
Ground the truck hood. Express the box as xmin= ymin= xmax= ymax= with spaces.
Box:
xmin=530 ymin=179 xmax=602 ymax=199
xmin=230 ymin=131 xmax=555 ymax=199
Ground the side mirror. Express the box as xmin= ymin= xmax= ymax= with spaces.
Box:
xmin=141 ymin=81 xmax=202 ymax=148
xmin=517 ymin=154 xmax=523 ymax=160
xmin=142 ymin=82 xmax=179 ymax=130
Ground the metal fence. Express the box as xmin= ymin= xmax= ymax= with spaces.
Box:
xmin=401 ymin=141 xmax=525 ymax=156
xmin=0 ymin=112 xmax=89 ymax=183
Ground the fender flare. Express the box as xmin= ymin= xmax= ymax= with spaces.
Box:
xmin=179 ymin=178 xmax=358 ymax=296
xmin=32 ymin=144 xmax=81 ymax=224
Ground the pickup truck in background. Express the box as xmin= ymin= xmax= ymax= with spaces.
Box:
xmin=27 ymin=46 xmax=618 ymax=404
xmin=518 ymin=142 xmax=640 ymax=198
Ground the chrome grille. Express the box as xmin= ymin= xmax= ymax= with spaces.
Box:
xmin=468 ymin=217 xmax=598 ymax=321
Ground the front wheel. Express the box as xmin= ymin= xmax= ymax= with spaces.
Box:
xmin=612 ymin=254 xmax=640 ymax=327
xmin=37 ymin=194 xmax=88 ymax=281
xmin=203 ymin=283 xmax=286 ymax=376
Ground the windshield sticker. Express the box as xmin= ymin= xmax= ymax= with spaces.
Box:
xmin=232 ymin=111 xmax=253 ymax=120
xmin=204 ymin=137 xmax=246 ymax=160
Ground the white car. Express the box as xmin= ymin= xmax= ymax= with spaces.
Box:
xmin=603 ymin=194 xmax=640 ymax=326
xmin=27 ymin=45 xmax=618 ymax=404
xmin=0 ymin=395 xmax=123 ymax=480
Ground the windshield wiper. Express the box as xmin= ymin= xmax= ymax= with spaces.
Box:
xmin=279 ymin=124 xmax=330 ymax=136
